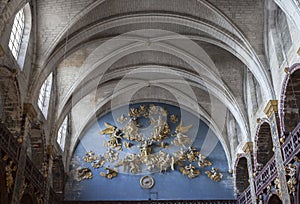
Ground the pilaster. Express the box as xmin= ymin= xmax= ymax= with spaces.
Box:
xmin=44 ymin=144 xmax=54 ymax=203
xmin=243 ymin=142 xmax=257 ymax=204
xmin=0 ymin=44 xmax=4 ymax=57
xmin=264 ymin=100 xmax=290 ymax=204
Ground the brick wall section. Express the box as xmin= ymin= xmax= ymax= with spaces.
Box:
xmin=36 ymin=0 xmax=95 ymax=63
xmin=0 ymin=0 xmax=23 ymax=39
xmin=208 ymin=0 xmax=264 ymax=55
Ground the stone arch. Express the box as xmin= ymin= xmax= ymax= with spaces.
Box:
xmin=235 ymin=156 xmax=250 ymax=194
xmin=266 ymin=0 xmax=292 ymax=68
xmin=267 ymin=194 xmax=282 ymax=204
xmin=254 ymin=122 xmax=274 ymax=170
xmin=0 ymin=67 xmax=21 ymax=135
xmin=280 ymin=63 xmax=300 ymax=134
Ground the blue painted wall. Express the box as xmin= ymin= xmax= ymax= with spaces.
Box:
xmin=65 ymin=103 xmax=234 ymax=201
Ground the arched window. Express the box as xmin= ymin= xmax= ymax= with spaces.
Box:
xmin=8 ymin=4 xmax=31 ymax=69
xmin=57 ymin=116 xmax=68 ymax=151
xmin=9 ymin=8 xmax=24 ymax=59
xmin=38 ymin=73 xmax=53 ymax=118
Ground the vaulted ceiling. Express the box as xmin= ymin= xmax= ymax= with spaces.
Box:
xmin=29 ymin=0 xmax=276 ymax=169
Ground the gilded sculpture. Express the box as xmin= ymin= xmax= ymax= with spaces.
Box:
xmin=104 ymin=149 xmax=119 ymax=162
xmin=83 ymin=151 xmax=98 ymax=163
xmin=186 ymin=147 xmax=200 ymax=162
xmin=100 ymin=167 xmax=118 ymax=179
xmin=285 ymin=163 xmax=298 ymax=195
xmin=205 ymin=167 xmax=223 ymax=182
xmin=198 ymin=153 xmax=212 ymax=167
xmin=117 ymin=114 xmax=128 ymax=123
xmin=170 ymin=114 xmax=178 ymax=123
xmin=172 ymin=121 xmax=193 ymax=148
xmin=115 ymin=153 xmax=142 ymax=174
xmin=5 ymin=160 xmax=17 ymax=193
xmin=77 ymin=104 xmax=221 ymax=182
xmin=76 ymin=167 xmax=93 ymax=181
xmin=91 ymin=156 xmax=106 ymax=169
xmin=180 ymin=164 xmax=200 ymax=178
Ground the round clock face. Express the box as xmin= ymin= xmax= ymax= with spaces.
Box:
xmin=140 ymin=176 xmax=155 ymax=189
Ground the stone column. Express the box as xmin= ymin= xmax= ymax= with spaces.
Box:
xmin=264 ymin=100 xmax=290 ymax=204
xmin=44 ymin=144 xmax=54 ymax=203
xmin=11 ymin=104 xmax=36 ymax=204
xmin=242 ymin=142 xmax=257 ymax=204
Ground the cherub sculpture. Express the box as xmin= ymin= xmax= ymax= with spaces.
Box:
xmin=198 ymin=153 xmax=212 ymax=167
xmin=173 ymin=148 xmax=187 ymax=162
xmin=115 ymin=153 xmax=142 ymax=174
xmin=172 ymin=132 xmax=192 ymax=148
xmin=285 ymin=163 xmax=298 ymax=195
xmin=172 ymin=121 xmax=193 ymax=148
xmin=186 ymin=147 xmax=200 ymax=162
xmin=140 ymin=154 xmax=157 ymax=172
xmin=205 ymin=167 xmax=223 ymax=182
xmin=117 ymin=114 xmax=128 ymax=123
xmin=170 ymin=114 xmax=178 ymax=123
xmin=77 ymin=167 xmax=93 ymax=181
xmin=159 ymin=107 xmax=168 ymax=117
xmin=287 ymin=177 xmax=297 ymax=194
xmin=100 ymin=167 xmax=118 ymax=179
xmin=105 ymin=128 xmax=123 ymax=150
xmin=156 ymin=151 xmax=174 ymax=172
xmin=91 ymin=156 xmax=106 ymax=169
xmin=104 ymin=149 xmax=119 ymax=162
xmin=175 ymin=121 xmax=193 ymax=134
xmin=140 ymin=140 xmax=152 ymax=157
xmin=100 ymin=123 xmax=123 ymax=150
xmin=128 ymin=108 xmax=139 ymax=118
xmin=99 ymin=123 xmax=116 ymax=135
xmin=122 ymin=118 xmax=142 ymax=141
xmin=5 ymin=160 xmax=16 ymax=193
xmin=83 ymin=151 xmax=98 ymax=163
xmin=285 ymin=163 xmax=297 ymax=177
xmin=180 ymin=164 xmax=200 ymax=179
xmin=149 ymin=104 xmax=159 ymax=115
xmin=138 ymin=104 xmax=148 ymax=117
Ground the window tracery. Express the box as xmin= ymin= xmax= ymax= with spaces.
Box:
xmin=8 ymin=8 xmax=25 ymax=60
xmin=38 ymin=73 xmax=53 ymax=118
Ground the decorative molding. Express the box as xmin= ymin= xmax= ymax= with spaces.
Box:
xmin=264 ymin=100 xmax=278 ymax=118
xmin=242 ymin=142 xmax=253 ymax=154
xmin=23 ymin=103 xmax=37 ymax=119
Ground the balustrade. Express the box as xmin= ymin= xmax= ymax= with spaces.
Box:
xmin=0 ymin=122 xmax=20 ymax=161
xmin=282 ymin=122 xmax=300 ymax=164
xmin=237 ymin=186 xmax=251 ymax=204
xmin=24 ymin=156 xmax=45 ymax=191
xmin=0 ymin=122 xmax=57 ymax=202
xmin=255 ymin=155 xmax=277 ymax=194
